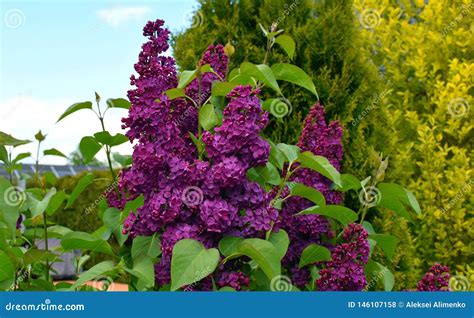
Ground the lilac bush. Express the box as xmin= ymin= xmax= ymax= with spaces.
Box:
xmin=101 ymin=19 xmax=438 ymax=292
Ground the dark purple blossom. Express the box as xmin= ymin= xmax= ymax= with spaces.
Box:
xmin=417 ymin=263 xmax=450 ymax=291
xmin=277 ymin=103 xmax=344 ymax=287
xmin=316 ymin=224 xmax=369 ymax=291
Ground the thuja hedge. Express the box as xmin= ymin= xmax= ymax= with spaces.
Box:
xmin=173 ymin=0 xmax=393 ymax=187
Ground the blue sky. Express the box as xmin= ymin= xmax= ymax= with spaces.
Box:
xmin=0 ymin=0 xmax=199 ymax=164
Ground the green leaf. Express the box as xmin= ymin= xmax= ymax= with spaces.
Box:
xmin=131 ymin=234 xmax=161 ymax=260
xmin=378 ymin=183 xmax=420 ymax=221
xmin=93 ymin=131 xmax=128 ymax=147
xmin=102 ymin=207 xmax=121 ymax=231
xmin=298 ymin=151 xmax=342 ymax=187
xmin=240 ymin=62 xmax=281 ymax=94
xmin=362 ymin=221 xmax=376 ymax=235
xmin=297 ymin=205 xmax=357 ymax=226
xmin=368 ymin=234 xmax=398 ymax=261
xmin=275 ymin=34 xmax=295 ymax=59
xmin=219 ymin=286 xmax=236 ymax=292
xmin=70 ymin=261 xmax=115 ymax=290
xmin=28 ymin=188 xmax=57 ymax=217
xmin=178 ymin=70 xmax=197 ymax=88
xmin=289 ymin=183 xmax=326 ymax=207
xmin=268 ymin=140 xmax=285 ymax=170
xmin=218 ymin=236 xmax=243 ymax=258
xmin=364 ymin=260 xmax=394 ymax=291
xmin=199 ymin=103 xmax=219 ymax=131
xmin=0 ymin=132 xmax=31 ymax=147
xmin=165 ymin=88 xmax=186 ymax=100
xmin=170 ymin=239 xmax=220 ymax=291
xmin=271 ymin=63 xmax=318 ymax=98
xmin=126 ymin=256 xmax=155 ymax=290
xmin=299 ymin=244 xmax=331 ymax=268
xmin=0 ymin=146 xmax=8 ymax=164
xmin=211 ymin=82 xmax=238 ymax=96
xmin=79 ymin=136 xmax=102 ymax=164
xmin=338 ymin=174 xmax=361 ymax=191
xmin=43 ymin=148 xmax=67 ymax=158
xmin=61 ymin=231 xmax=114 ymax=255
xmin=13 ymin=152 xmax=31 ymax=163
xmin=248 ymin=162 xmax=281 ymax=186
xmin=112 ymin=153 xmax=132 ymax=167
xmin=0 ymin=250 xmax=15 ymax=282
xmin=268 ymin=229 xmax=289 ymax=260
xmin=237 ymin=238 xmax=281 ymax=280
xmin=23 ymin=249 xmax=58 ymax=266
xmin=66 ymin=173 xmax=95 ymax=208
xmin=188 ymin=132 xmax=205 ymax=155
xmin=57 ymin=101 xmax=93 ymax=122
xmin=277 ymin=143 xmax=300 ymax=163
xmin=106 ymin=98 xmax=131 ymax=109
xmin=405 ymin=189 xmax=421 ymax=215
xmin=35 ymin=130 xmax=46 ymax=142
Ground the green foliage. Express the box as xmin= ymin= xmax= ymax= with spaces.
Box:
xmin=173 ymin=0 xmax=392 ymax=184
xmin=354 ymin=0 xmax=473 ymax=289
xmin=51 ymin=170 xmax=111 ymax=233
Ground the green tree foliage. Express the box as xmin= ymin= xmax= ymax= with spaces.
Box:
xmin=354 ymin=0 xmax=473 ymax=289
xmin=173 ymin=0 xmax=393 ymax=184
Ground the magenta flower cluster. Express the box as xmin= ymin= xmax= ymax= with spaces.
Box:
xmin=416 ymin=263 xmax=450 ymax=291
xmin=278 ymin=103 xmax=345 ymax=288
xmin=109 ymin=19 xmax=279 ymax=290
xmin=316 ymin=223 xmax=370 ymax=291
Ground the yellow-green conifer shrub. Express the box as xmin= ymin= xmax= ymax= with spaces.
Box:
xmin=354 ymin=0 xmax=473 ymax=289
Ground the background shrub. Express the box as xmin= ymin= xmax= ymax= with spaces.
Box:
xmin=354 ymin=0 xmax=473 ymax=289
xmin=173 ymin=0 xmax=394 ymax=186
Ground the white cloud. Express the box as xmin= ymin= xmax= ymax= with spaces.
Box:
xmin=0 ymin=96 xmax=132 ymax=165
xmin=97 ymin=6 xmax=151 ymax=27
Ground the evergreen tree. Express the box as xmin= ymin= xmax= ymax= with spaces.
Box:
xmin=173 ymin=0 xmax=393 ymax=186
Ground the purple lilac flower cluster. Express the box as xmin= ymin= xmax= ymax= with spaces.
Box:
xmin=416 ymin=263 xmax=450 ymax=291
xmin=277 ymin=103 xmax=345 ymax=288
xmin=110 ymin=20 xmax=278 ymax=290
xmin=316 ymin=223 xmax=370 ymax=291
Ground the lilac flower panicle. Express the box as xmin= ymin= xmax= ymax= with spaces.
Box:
xmin=278 ymin=103 xmax=344 ymax=288
xmin=316 ymin=224 xmax=370 ymax=291
xmin=417 ymin=263 xmax=450 ymax=291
